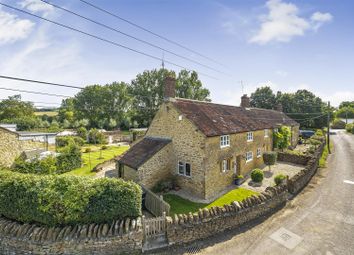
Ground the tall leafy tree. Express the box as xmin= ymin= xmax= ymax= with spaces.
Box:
xmin=129 ymin=68 xmax=210 ymax=127
xmin=0 ymin=95 xmax=35 ymax=120
xmin=250 ymin=86 xmax=276 ymax=109
xmin=73 ymin=82 xmax=131 ymax=129
xmin=176 ymin=70 xmax=210 ymax=101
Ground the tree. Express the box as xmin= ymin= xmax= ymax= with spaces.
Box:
xmin=0 ymin=95 xmax=35 ymax=120
xmin=73 ymin=82 xmax=131 ymax=129
xmin=250 ymin=86 xmax=276 ymax=109
xmin=263 ymin=152 xmax=277 ymax=171
xmin=339 ymin=101 xmax=354 ymax=109
xmin=336 ymin=107 xmax=354 ymax=119
xmin=129 ymin=68 xmax=210 ymax=127
xmin=176 ymin=70 xmax=210 ymax=101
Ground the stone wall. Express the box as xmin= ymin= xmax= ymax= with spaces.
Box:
xmin=92 ymin=158 xmax=116 ymax=172
xmin=287 ymin=141 xmax=325 ymax=195
xmin=277 ymin=152 xmax=311 ymax=166
xmin=146 ymin=102 xmax=207 ymax=199
xmin=166 ymin=184 xmax=288 ymax=245
xmin=139 ymin=143 xmax=174 ymax=189
xmin=0 ymin=127 xmax=42 ymax=167
xmin=0 ymin=217 xmax=142 ymax=255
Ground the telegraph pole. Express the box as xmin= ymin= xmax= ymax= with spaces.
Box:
xmin=327 ymin=101 xmax=331 ymax=154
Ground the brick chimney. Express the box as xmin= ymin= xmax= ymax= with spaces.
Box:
xmin=275 ymin=103 xmax=283 ymax=112
xmin=164 ymin=76 xmax=176 ymax=101
xmin=240 ymin=94 xmax=250 ymax=108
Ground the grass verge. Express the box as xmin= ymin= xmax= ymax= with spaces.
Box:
xmin=319 ymin=141 xmax=334 ymax=168
xmin=164 ymin=188 xmax=258 ymax=216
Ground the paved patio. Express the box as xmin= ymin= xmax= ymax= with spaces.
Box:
xmin=240 ymin=161 xmax=304 ymax=192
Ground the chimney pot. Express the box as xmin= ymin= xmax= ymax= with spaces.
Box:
xmin=164 ymin=76 xmax=176 ymax=100
xmin=240 ymin=94 xmax=250 ymax=108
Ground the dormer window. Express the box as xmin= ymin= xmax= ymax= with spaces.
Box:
xmin=247 ymin=132 xmax=253 ymax=142
xmin=220 ymin=135 xmax=230 ymax=148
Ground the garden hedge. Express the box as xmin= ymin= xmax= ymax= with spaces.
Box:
xmin=0 ymin=170 xmax=141 ymax=226
xmin=56 ymin=136 xmax=85 ymax=148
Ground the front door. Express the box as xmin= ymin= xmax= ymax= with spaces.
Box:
xmin=234 ymin=155 xmax=242 ymax=175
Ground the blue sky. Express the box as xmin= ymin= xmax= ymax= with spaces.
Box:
xmin=0 ymin=0 xmax=353 ymax=107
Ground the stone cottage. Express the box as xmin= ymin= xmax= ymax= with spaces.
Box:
xmin=118 ymin=77 xmax=299 ymax=200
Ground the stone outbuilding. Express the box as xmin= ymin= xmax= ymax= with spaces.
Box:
xmin=118 ymin=78 xmax=299 ymax=200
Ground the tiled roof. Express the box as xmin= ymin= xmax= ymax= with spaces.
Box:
xmin=172 ymin=98 xmax=298 ymax=137
xmin=118 ymin=137 xmax=171 ymax=169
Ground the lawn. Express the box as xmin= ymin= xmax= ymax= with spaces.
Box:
xmin=64 ymin=145 xmax=129 ymax=177
xmin=164 ymin=188 xmax=258 ymax=216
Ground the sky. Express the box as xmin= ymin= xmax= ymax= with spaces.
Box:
xmin=0 ymin=0 xmax=353 ymax=107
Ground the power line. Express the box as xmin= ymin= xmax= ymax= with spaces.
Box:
xmin=39 ymin=0 xmax=228 ymax=76
xmin=0 ymin=3 xmax=218 ymax=80
xmin=0 ymin=75 xmax=83 ymax=90
xmin=0 ymin=87 xmax=70 ymax=98
xmin=78 ymin=0 xmax=226 ymax=67
xmin=0 ymin=99 xmax=61 ymax=106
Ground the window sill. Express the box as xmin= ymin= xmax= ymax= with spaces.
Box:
xmin=220 ymin=145 xmax=230 ymax=149
xmin=245 ymin=160 xmax=253 ymax=163
xmin=177 ymin=173 xmax=192 ymax=178
xmin=247 ymin=140 xmax=253 ymax=142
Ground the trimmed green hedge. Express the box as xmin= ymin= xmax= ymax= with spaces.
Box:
xmin=251 ymin=169 xmax=264 ymax=183
xmin=0 ymin=170 xmax=141 ymax=226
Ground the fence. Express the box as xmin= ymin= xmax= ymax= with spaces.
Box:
xmin=141 ymin=185 xmax=170 ymax=217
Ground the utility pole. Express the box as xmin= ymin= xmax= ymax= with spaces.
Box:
xmin=327 ymin=101 xmax=331 ymax=154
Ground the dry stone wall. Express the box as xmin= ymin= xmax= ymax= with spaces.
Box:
xmin=287 ymin=141 xmax=325 ymax=194
xmin=277 ymin=151 xmax=311 ymax=165
xmin=0 ymin=217 xmax=142 ymax=255
xmin=166 ymin=184 xmax=288 ymax=245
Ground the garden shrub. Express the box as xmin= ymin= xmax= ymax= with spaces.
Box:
xmin=263 ymin=151 xmax=277 ymax=170
xmin=251 ymin=169 xmax=264 ymax=183
xmin=345 ymin=123 xmax=354 ymax=134
xmin=13 ymin=156 xmax=57 ymax=175
xmin=88 ymin=128 xmax=107 ymax=144
xmin=274 ymin=174 xmax=287 ymax=185
xmin=56 ymin=136 xmax=85 ymax=148
xmin=0 ymin=170 xmax=141 ymax=226
xmin=77 ymin=126 xmax=88 ymax=141
xmin=273 ymin=126 xmax=291 ymax=150
xmin=331 ymin=119 xmax=346 ymax=129
xmin=56 ymin=143 xmax=82 ymax=174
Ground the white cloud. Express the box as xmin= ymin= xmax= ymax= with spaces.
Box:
xmin=0 ymin=7 xmax=34 ymax=45
xmin=18 ymin=0 xmax=54 ymax=15
xmin=311 ymin=12 xmax=333 ymax=31
xmin=250 ymin=0 xmax=332 ymax=45
xmin=275 ymin=70 xmax=288 ymax=77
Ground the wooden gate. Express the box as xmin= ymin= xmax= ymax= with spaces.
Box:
xmin=142 ymin=213 xmax=166 ymax=239
xmin=141 ymin=185 xmax=170 ymax=216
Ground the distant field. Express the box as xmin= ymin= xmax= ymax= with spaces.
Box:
xmin=34 ymin=111 xmax=58 ymax=116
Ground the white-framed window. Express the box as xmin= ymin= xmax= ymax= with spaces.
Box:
xmin=257 ymin=148 xmax=261 ymax=158
xmin=221 ymin=159 xmax=231 ymax=172
xmin=246 ymin=151 xmax=253 ymax=162
xmin=264 ymin=129 xmax=269 ymax=137
xmin=220 ymin=135 xmax=230 ymax=148
xmin=247 ymin=132 xmax=253 ymax=142
xmin=178 ymin=161 xmax=191 ymax=177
